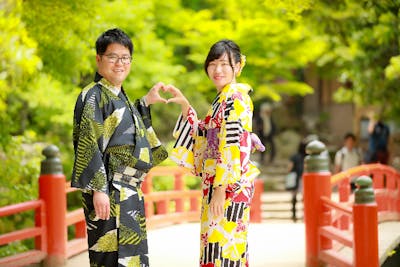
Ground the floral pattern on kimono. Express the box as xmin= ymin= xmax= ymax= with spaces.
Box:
xmin=171 ymin=83 xmax=260 ymax=267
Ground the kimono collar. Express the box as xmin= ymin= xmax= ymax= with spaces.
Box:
xmin=94 ymin=72 xmax=121 ymax=96
xmin=220 ymin=83 xmax=253 ymax=95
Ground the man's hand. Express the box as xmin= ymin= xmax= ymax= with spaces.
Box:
xmin=144 ymin=82 xmax=167 ymax=106
xmin=93 ymin=191 xmax=110 ymax=220
xmin=209 ymin=186 xmax=226 ymax=218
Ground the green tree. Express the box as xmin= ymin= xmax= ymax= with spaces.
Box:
xmin=307 ymin=1 xmax=400 ymax=120
xmin=0 ymin=0 xmax=41 ymax=145
xmin=153 ymin=0 xmax=323 ymax=104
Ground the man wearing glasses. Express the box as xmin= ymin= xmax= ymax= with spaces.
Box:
xmin=71 ymin=28 xmax=168 ymax=267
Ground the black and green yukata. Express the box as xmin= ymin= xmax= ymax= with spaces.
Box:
xmin=72 ymin=73 xmax=168 ymax=267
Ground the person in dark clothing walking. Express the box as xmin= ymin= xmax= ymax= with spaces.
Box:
xmin=287 ymin=139 xmax=307 ymax=222
xmin=256 ymin=102 xmax=276 ymax=163
xmin=365 ymin=114 xmax=390 ymax=164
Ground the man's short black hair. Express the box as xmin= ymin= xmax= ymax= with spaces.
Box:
xmin=95 ymin=28 xmax=133 ymax=55
xmin=344 ymin=132 xmax=356 ymax=141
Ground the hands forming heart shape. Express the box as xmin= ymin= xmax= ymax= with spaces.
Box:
xmin=145 ymin=82 xmax=189 ymax=106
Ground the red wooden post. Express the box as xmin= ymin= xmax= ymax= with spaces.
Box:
xmin=353 ymin=176 xmax=379 ymax=267
xmin=146 ymin=197 xmax=154 ymax=217
xmin=397 ymin=173 xmax=400 ymax=213
xmin=74 ymin=221 xmax=86 ymax=239
xmin=142 ymin=172 xmax=152 ymax=194
xmin=303 ymin=141 xmax=331 ymax=267
xmin=250 ymin=178 xmax=263 ymax=222
xmin=174 ymin=171 xmax=184 ymax=212
xmin=38 ymin=145 xmax=67 ymax=267
xmin=190 ymin=196 xmax=199 ymax=212
xmin=338 ymin=177 xmax=350 ymax=230
xmin=142 ymin=172 xmax=153 ymax=217
xmin=34 ymin=200 xmax=47 ymax=253
xmin=156 ymin=199 xmax=169 ymax=214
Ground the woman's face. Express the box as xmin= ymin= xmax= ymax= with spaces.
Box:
xmin=206 ymin=53 xmax=240 ymax=92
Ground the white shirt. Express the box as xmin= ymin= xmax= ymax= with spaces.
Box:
xmin=334 ymin=147 xmax=362 ymax=171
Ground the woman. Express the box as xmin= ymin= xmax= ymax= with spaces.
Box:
xmin=166 ymin=40 xmax=263 ymax=267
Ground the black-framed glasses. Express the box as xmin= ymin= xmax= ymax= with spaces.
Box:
xmin=102 ymin=54 xmax=132 ymax=65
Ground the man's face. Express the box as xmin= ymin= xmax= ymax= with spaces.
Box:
xmin=96 ymin=43 xmax=132 ymax=88
xmin=345 ymin=137 xmax=355 ymax=149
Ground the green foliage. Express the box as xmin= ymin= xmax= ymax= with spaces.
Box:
xmin=0 ymin=240 xmax=32 ymax=258
xmin=0 ymin=134 xmax=42 ymax=257
xmin=0 ymin=135 xmax=42 ymax=206
xmin=307 ymin=1 xmax=400 ymax=120
xmin=21 ymin=0 xmax=98 ymax=83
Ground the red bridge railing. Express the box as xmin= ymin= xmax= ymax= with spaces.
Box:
xmin=0 ymin=145 xmax=264 ymax=266
xmin=303 ymin=140 xmax=400 ymax=267
xmin=0 ymin=200 xmax=47 ymax=267
xmin=142 ymin=166 xmax=202 ymax=229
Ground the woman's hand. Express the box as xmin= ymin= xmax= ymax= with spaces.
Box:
xmin=209 ymin=186 xmax=227 ymax=218
xmin=250 ymin=133 xmax=265 ymax=153
xmin=93 ymin=191 xmax=110 ymax=220
xmin=144 ymin=82 xmax=167 ymax=106
xmin=164 ymin=84 xmax=190 ymax=117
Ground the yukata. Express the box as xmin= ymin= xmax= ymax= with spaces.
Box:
xmin=71 ymin=73 xmax=168 ymax=267
xmin=171 ymin=83 xmax=260 ymax=267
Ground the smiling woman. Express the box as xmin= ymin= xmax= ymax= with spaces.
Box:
xmin=165 ymin=39 xmax=264 ymax=267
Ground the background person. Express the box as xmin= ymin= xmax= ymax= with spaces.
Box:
xmin=287 ymin=139 xmax=307 ymax=222
xmin=365 ymin=113 xmax=390 ymax=164
xmin=256 ymin=102 xmax=276 ymax=163
xmin=334 ymin=132 xmax=362 ymax=174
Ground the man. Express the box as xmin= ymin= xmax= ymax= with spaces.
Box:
xmin=71 ymin=28 xmax=168 ymax=267
xmin=334 ymin=132 xmax=362 ymax=174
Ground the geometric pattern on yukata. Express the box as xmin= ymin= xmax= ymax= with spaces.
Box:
xmin=72 ymin=73 xmax=168 ymax=267
xmin=171 ymin=83 xmax=260 ymax=267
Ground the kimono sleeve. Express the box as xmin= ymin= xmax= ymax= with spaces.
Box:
xmin=170 ymin=107 xmax=206 ymax=176
xmin=214 ymin=92 xmax=253 ymax=189
xmin=134 ymin=97 xmax=152 ymax=129
xmin=134 ymin=97 xmax=168 ymax=166
xmin=71 ymin=89 xmax=108 ymax=193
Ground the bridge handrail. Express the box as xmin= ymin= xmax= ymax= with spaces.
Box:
xmin=303 ymin=140 xmax=397 ymax=267
xmin=0 ymin=199 xmax=47 ymax=267
xmin=330 ymin=163 xmax=399 ymax=185
xmin=320 ymin=196 xmax=352 ymax=216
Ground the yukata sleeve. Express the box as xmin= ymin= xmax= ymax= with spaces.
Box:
xmin=71 ymin=89 xmax=108 ymax=193
xmin=134 ymin=97 xmax=168 ymax=166
xmin=170 ymin=107 xmax=205 ymax=176
xmin=214 ymin=93 xmax=253 ymax=189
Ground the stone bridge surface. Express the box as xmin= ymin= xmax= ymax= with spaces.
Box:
xmin=67 ymin=222 xmax=305 ymax=267
xmin=66 ymin=191 xmax=400 ymax=267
